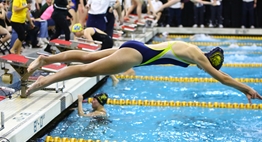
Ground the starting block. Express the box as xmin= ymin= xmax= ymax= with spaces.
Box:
xmin=125 ymin=14 xmax=155 ymax=26
xmin=112 ymin=30 xmax=124 ymax=40
xmin=112 ymin=31 xmax=126 ymax=46
xmin=144 ymin=15 xmax=155 ymax=22
xmin=121 ymin=25 xmax=137 ymax=38
xmin=48 ymin=39 xmax=101 ymax=53
xmin=0 ymin=54 xmax=67 ymax=98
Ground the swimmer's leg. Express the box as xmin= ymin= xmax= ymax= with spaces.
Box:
xmin=26 ymin=48 xmax=142 ymax=96
xmin=27 ymin=48 xmax=118 ymax=73
xmin=122 ymin=68 xmax=136 ymax=76
xmin=110 ymin=75 xmax=119 ymax=86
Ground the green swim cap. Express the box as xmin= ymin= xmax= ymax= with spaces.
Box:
xmin=94 ymin=93 xmax=108 ymax=106
xmin=204 ymin=47 xmax=224 ymax=70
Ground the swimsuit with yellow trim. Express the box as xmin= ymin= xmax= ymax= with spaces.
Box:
xmin=119 ymin=40 xmax=190 ymax=67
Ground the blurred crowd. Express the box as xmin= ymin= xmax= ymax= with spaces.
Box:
xmin=0 ymin=0 xmax=261 ymax=54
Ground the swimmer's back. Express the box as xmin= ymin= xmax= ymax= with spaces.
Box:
xmin=148 ymin=41 xmax=202 ymax=64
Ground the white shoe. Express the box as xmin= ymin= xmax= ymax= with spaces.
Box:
xmin=151 ymin=20 xmax=158 ymax=28
xmin=42 ymin=38 xmax=49 ymax=44
xmin=209 ymin=24 xmax=213 ymax=28
xmin=178 ymin=25 xmax=183 ymax=28
xmin=219 ymin=24 xmax=223 ymax=28
xmin=200 ymin=24 xmax=204 ymax=28
xmin=38 ymin=38 xmax=45 ymax=45
xmin=166 ymin=24 xmax=170 ymax=27
xmin=193 ymin=24 xmax=197 ymax=28
xmin=250 ymin=25 xmax=255 ymax=29
xmin=241 ymin=25 xmax=245 ymax=29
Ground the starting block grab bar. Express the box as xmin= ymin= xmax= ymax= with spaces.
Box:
xmin=0 ymin=112 xmax=4 ymax=131
xmin=49 ymin=39 xmax=101 ymax=52
xmin=70 ymin=40 xmax=99 ymax=47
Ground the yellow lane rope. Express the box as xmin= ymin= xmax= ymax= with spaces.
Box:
xmin=152 ymin=41 xmax=262 ymax=46
xmin=166 ymin=35 xmax=262 ymax=40
xmin=159 ymin=63 xmax=262 ymax=68
xmin=114 ymin=75 xmax=262 ymax=83
xmin=86 ymin=98 xmax=262 ymax=110
xmin=45 ymin=136 xmax=115 ymax=142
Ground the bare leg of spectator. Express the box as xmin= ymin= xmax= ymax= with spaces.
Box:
xmin=10 ymin=39 xmax=22 ymax=54
xmin=0 ymin=26 xmax=11 ymax=43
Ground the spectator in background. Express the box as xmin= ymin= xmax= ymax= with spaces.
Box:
xmin=147 ymin=0 xmax=163 ymax=27
xmin=10 ymin=0 xmax=34 ymax=54
xmin=0 ymin=1 xmax=11 ymax=45
xmin=209 ymin=0 xmax=223 ymax=28
xmin=43 ymin=0 xmax=72 ymax=53
xmin=33 ymin=0 xmax=42 ymax=18
xmin=105 ymin=0 xmax=121 ymax=37
xmin=192 ymin=0 xmax=214 ymax=28
xmin=7 ymin=0 xmax=12 ymax=20
xmin=166 ymin=0 xmax=183 ymax=28
xmin=39 ymin=0 xmax=52 ymax=16
xmin=241 ymin=0 xmax=256 ymax=28
xmin=124 ymin=0 xmax=144 ymax=23
xmin=85 ymin=0 xmax=109 ymax=32
xmin=68 ymin=0 xmax=77 ymax=30
xmin=78 ymin=0 xmax=87 ymax=27
xmin=40 ymin=1 xmax=56 ymax=39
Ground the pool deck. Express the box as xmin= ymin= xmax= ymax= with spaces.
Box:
xmin=0 ymin=26 xmax=261 ymax=142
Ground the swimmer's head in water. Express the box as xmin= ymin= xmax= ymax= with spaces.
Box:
xmin=72 ymin=23 xmax=83 ymax=33
xmin=94 ymin=93 xmax=108 ymax=106
xmin=204 ymin=47 xmax=224 ymax=70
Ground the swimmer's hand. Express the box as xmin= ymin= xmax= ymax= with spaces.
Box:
xmin=245 ymin=89 xmax=262 ymax=104
xmin=78 ymin=94 xmax=83 ymax=102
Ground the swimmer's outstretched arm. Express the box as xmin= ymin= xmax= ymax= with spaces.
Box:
xmin=27 ymin=49 xmax=117 ymax=73
xmin=196 ymin=56 xmax=262 ymax=104
xmin=26 ymin=48 xmax=143 ymax=96
xmin=78 ymin=94 xmax=86 ymax=116
xmin=155 ymin=0 xmax=180 ymax=13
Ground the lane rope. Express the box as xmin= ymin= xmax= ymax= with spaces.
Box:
xmin=165 ymin=35 xmax=262 ymax=40
xmin=152 ymin=41 xmax=262 ymax=46
xmin=45 ymin=136 xmax=116 ymax=142
xmin=85 ymin=98 xmax=262 ymax=110
xmin=114 ymin=75 xmax=262 ymax=83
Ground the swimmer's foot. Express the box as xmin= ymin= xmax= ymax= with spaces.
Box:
xmin=27 ymin=55 xmax=46 ymax=73
xmin=112 ymin=78 xmax=119 ymax=87
xmin=110 ymin=75 xmax=119 ymax=87
xmin=25 ymin=76 xmax=45 ymax=97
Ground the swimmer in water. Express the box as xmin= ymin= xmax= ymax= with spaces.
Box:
xmin=78 ymin=93 xmax=108 ymax=118
xmin=26 ymin=40 xmax=261 ymax=103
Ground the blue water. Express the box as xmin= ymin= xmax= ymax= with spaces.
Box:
xmin=49 ymin=106 xmax=262 ymax=142
xmin=43 ymin=36 xmax=262 ymax=141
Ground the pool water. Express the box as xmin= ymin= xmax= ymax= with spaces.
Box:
xmin=44 ymin=35 xmax=262 ymax=141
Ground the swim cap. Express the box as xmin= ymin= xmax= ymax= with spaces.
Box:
xmin=94 ymin=93 xmax=108 ymax=106
xmin=204 ymin=47 xmax=224 ymax=70
xmin=72 ymin=23 xmax=83 ymax=33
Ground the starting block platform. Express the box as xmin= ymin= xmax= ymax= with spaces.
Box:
xmin=48 ymin=39 xmax=101 ymax=53
xmin=124 ymin=14 xmax=155 ymax=26
xmin=0 ymin=54 xmax=67 ymax=98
